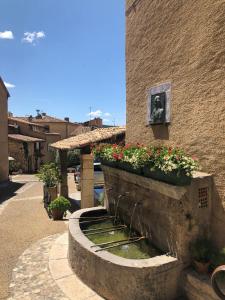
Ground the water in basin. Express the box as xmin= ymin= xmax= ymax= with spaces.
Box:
xmin=83 ymin=219 xmax=162 ymax=259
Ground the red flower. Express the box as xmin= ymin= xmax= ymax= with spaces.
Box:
xmin=118 ymin=153 xmax=124 ymax=160
xmin=113 ymin=153 xmax=119 ymax=160
xmin=168 ymin=147 xmax=172 ymax=155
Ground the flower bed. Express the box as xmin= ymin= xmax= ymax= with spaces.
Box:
xmin=93 ymin=144 xmax=199 ymax=186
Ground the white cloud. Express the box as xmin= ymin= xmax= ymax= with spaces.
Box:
xmin=87 ymin=110 xmax=102 ymax=118
xmin=0 ymin=31 xmax=14 ymax=39
xmin=22 ymin=31 xmax=46 ymax=44
xmin=4 ymin=81 xmax=15 ymax=88
xmin=36 ymin=31 xmax=45 ymax=38
xmin=103 ymin=119 xmax=110 ymax=123
xmin=104 ymin=112 xmax=111 ymax=117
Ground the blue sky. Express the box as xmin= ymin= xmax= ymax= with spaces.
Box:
xmin=0 ymin=0 xmax=126 ymax=125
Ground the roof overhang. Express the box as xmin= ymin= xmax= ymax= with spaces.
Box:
xmin=50 ymin=126 xmax=126 ymax=150
xmin=8 ymin=134 xmax=45 ymax=143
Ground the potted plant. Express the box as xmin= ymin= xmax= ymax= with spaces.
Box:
xmin=190 ymin=238 xmax=213 ymax=274
xmin=48 ymin=196 xmax=71 ymax=220
xmin=211 ymin=248 xmax=225 ymax=271
xmin=37 ymin=163 xmax=61 ymax=206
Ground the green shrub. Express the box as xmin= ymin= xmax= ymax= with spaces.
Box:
xmin=190 ymin=238 xmax=213 ymax=263
xmin=48 ymin=196 xmax=71 ymax=212
xmin=36 ymin=163 xmax=60 ymax=187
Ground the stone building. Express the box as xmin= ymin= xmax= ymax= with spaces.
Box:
xmin=0 ymin=78 xmax=9 ymax=183
xmin=83 ymin=117 xmax=103 ymax=129
xmin=17 ymin=113 xmax=84 ymax=139
xmin=126 ymin=0 xmax=225 ymax=247
xmin=8 ymin=117 xmax=61 ymax=172
xmin=8 ymin=134 xmax=45 ymax=173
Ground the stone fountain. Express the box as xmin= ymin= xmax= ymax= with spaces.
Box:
xmin=68 ymin=166 xmax=213 ymax=300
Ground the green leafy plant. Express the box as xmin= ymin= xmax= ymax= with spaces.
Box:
xmin=36 ymin=163 xmax=60 ymax=187
xmin=211 ymin=248 xmax=225 ymax=270
xmin=67 ymin=149 xmax=80 ymax=167
xmin=190 ymin=238 xmax=213 ymax=263
xmin=48 ymin=196 xmax=71 ymax=213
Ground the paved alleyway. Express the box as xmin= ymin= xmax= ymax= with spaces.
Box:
xmin=0 ymin=175 xmax=66 ymax=300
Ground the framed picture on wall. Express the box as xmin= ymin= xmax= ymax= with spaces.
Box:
xmin=147 ymin=82 xmax=171 ymax=125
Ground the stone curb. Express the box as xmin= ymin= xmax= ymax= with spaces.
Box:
xmin=49 ymin=233 xmax=103 ymax=300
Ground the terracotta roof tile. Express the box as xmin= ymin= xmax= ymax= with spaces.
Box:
xmin=8 ymin=117 xmax=47 ymax=128
xmin=8 ymin=134 xmax=45 ymax=143
xmin=50 ymin=126 xmax=125 ymax=150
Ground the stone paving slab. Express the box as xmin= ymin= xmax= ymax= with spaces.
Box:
xmin=49 ymin=233 xmax=103 ymax=300
xmin=8 ymin=233 xmax=103 ymax=300
xmin=9 ymin=234 xmax=68 ymax=300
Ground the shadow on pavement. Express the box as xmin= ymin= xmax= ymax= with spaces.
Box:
xmin=0 ymin=181 xmax=25 ymax=205
xmin=68 ymin=197 xmax=81 ymax=212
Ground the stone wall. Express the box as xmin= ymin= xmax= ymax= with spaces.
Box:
xmin=0 ymin=81 xmax=9 ymax=182
xmin=103 ymin=166 xmax=213 ymax=264
xmin=8 ymin=140 xmax=42 ymax=173
xmin=8 ymin=118 xmax=61 ymax=164
xmin=33 ymin=122 xmax=81 ymax=139
xmin=126 ymin=0 xmax=225 ymax=247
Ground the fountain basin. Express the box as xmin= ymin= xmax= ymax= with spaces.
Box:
xmin=68 ymin=207 xmax=182 ymax=300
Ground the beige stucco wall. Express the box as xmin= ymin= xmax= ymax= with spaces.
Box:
xmin=37 ymin=122 xmax=80 ymax=139
xmin=43 ymin=133 xmax=61 ymax=163
xmin=0 ymin=83 xmax=9 ymax=182
xmin=126 ymin=0 xmax=225 ymax=247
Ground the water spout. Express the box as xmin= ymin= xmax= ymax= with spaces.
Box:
xmin=114 ymin=193 xmax=130 ymax=224
xmin=129 ymin=202 xmax=141 ymax=238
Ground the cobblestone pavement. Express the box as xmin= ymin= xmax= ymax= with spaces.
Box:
xmin=9 ymin=235 xmax=68 ymax=300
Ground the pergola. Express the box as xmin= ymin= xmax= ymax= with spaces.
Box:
xmin=50 ymin=126 xmax=125 ymax=208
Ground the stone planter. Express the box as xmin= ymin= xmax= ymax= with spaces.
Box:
xmin=143 ymin=167 xmax=191 ymax=186
xmin=43 ymin=185 xmax=57 ymax=207
xmin=101 ymin=161 xmax=191 ymax=186
xmin=116 ymin=161 xmax=142 ymax=175
xmin=101 ymin=159 xmax=117 ymax=168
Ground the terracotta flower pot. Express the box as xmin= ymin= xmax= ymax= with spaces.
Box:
xmin=194 ymin=260 xmax=210 ymax=274
xmin=51 ymin=208 xmax=64 ymax=220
